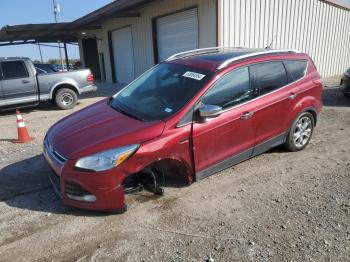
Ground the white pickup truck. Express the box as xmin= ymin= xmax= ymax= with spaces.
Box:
xmin=0 ymin=58 xmax=97 ymax=110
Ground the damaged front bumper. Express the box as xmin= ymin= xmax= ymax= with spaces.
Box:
xmin=43 ymin=140 xmax=127 ymax=212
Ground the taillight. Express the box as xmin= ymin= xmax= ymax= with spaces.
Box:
xmin=87 ymin=73 xmax=94 ymax=83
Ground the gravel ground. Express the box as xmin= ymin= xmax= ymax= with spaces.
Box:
xmin=0 ymin=78 xmax=349 ymax=262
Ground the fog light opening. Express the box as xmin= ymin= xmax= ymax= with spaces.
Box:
xmin=66 ymin=194 xmax=96 ymax=203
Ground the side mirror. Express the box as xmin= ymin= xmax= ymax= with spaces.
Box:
xmin=199 ymin=104 xmax=222 ymax=118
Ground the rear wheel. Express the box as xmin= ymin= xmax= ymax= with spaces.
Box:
xmin=285 ymin=112 xmax=314 ymax=151
xmin=54 ymin=88 xmax=78 ymax=110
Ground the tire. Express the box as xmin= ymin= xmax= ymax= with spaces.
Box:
xmin=342 ymin=92 xmax=350 ymax=99
xmin=285 ymin=112 xmax=314 ymax=152
xmin=54 ymin=88 xmax=78 ymax=110
xmin=340 ymin=80 xmax=350 ymax=98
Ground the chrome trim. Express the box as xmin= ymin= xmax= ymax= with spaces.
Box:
xmin=217 ymin=49 xmax=300 ymax=70
xmin=199 ymin=104 xmax=222 ymax=118
xmin=165 ymin=47 xmax=300 ymax=70
xmin=177 ymin=59 xmax=309 ymax=127
xmin=166 ymin=46 xmax=236 ymax=61
xmin=201 ymin=60 xmax=309 ymax=116
xmin=66 ymin=194 xmax=96 ymax=203
xmin=44 ymin=138 xmax=67 ymax=165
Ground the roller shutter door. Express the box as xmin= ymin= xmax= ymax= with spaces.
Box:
xmin=156 ymin=8 xmax=199 ymax=62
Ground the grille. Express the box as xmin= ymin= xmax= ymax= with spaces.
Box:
xmin=44 ymin=137 xmax=67 ymax=165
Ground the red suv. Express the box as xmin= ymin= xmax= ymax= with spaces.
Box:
xmin=44 ymin=48 xmax=323 ymax=212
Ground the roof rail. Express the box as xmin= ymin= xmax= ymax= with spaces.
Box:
xmin=216 ymin=49 xmax=299 ymax=70
xmin=166 ymin=46 xmax=239 ymax=61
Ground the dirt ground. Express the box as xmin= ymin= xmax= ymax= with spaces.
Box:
xmin=0 ymin=78 xmax=349 ymax=262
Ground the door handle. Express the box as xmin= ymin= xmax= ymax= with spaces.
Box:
xmin=288 ymin=93 xmax=298 ymax=100
xmin=240 ymin=111 xmax=254 ymax=120
xmin=22 ymin=80 xmax=30 ymax=84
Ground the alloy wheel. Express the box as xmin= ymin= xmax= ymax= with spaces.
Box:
xmin=293 ymin=116 xmax=313 ymax=148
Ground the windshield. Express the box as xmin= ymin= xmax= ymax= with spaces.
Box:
xmin=110 ymin=63 xmax=213 ymax=121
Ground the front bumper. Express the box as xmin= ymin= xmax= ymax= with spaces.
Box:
xmin=43 ymin=140 xmax=126 ymax=212
xmin=79 ymin=84 xmax=98 ymax=94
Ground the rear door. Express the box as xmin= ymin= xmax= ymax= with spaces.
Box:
xmin=0 ymin=60 xmax=38 ymax=106
xmin=250 ymin=61 xmax=301 ymax=155
xmin=192 ymin=67 xmax=256 ymax=179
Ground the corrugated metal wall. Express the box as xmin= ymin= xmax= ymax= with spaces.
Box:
xmin=219 ymin=0 xmax=350 ymax=77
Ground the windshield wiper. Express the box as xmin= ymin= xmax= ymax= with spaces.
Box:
xmin=110 ymin=104 xmax=145 ymax=121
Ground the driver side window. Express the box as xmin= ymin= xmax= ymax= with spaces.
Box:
xmin=201 ymin=67 xmax=252 ymax=109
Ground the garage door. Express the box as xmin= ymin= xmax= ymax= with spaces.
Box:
xmin=156 ymin=8 xmax=199 ymax=62
xmin=111 ymin=26 xmax=135 ymax=84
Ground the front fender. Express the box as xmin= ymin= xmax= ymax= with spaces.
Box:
xmin=119 ymin=125 xmax=194 ymax=183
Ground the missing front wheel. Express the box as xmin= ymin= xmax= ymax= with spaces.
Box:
xmin=123 ymin=168 xmax=165 ymax=196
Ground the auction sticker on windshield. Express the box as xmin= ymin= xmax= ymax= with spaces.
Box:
xmin=183 ymin=71 xmax=206 ymax=81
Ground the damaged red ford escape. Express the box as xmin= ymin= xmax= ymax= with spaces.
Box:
xmin=44 ymin=47 xmax=323 ymax=212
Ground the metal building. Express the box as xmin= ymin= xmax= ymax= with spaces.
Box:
xmin=218 ymin=0 xmax=350 ymax=77
xmin=71 ymin=0 xmax=350 ymax=83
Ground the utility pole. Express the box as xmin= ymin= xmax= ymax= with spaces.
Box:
xmin=53 ymin=0 xmax=64 ymax=70
xmin=37 ymin=43 xmax=44 ymax=63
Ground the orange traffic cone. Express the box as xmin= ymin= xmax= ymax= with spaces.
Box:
xmin=13 ymin=109 xmax=34 ymax=143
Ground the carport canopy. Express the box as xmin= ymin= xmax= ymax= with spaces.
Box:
xmin=0 ymin=23 xmax=100 ymax=46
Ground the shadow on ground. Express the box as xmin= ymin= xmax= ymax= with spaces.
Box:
xmin=0 ymin=154 xmax=186 ymax=216
xmin=322 ymin=85 xmax=350 ymax=107
xmin=0 ymin=155 xmax=118 ymax=216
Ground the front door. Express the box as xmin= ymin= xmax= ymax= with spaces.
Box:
xmin=111 ymin=26 xmax=135 ymax=84
xmin=0 ymin=60 xmax=38 ymax=107
xmin=192 ymin=67 xmax=256 ymax=180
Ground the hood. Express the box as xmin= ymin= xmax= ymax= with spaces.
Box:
xmin=48 ymin=99 xmax=165 ymax=159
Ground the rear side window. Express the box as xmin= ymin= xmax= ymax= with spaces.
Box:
xmin=1 ymin=61 xmax=29 ymax=79
xmin=202 ymin=67 xmax=252 ymax=109
xmin=251 ymin=62 xmax=288 ymax=96
xmin=284 ymin=60 xmax=307 ymax=81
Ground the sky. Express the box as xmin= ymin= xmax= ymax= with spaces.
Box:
xmin=0 ymin=0 xmax=112 ymax=62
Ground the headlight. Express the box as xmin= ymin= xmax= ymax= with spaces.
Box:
xmin=75 ymin=144 xmax=139 ymax=172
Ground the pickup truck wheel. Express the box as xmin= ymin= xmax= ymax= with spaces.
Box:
xmin=55 ymin=88 xmax=78 ymax=110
